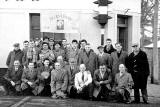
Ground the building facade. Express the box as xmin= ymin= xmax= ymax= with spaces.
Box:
xmin=0 ymin=0 xmax=141 ymax=68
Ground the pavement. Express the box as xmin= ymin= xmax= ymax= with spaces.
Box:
xmin=0 ymin=83 xmax=160 ymax=107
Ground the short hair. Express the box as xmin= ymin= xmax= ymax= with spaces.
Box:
xmin=81 ymin=39 xmax=87 ymax=44
xmin=42 ymin=42 xmax=50 ymax=49
xmin=72 ymin=39 xmax=78 ymax=43
xmin=106 ymin=38 xmax=112 ymax=41
xmin=43 ymin=58 xmax=50 ymax=62
xmin=115 ymin=42 xmax=122 ymax=46
xmin=23 ymin=40 xmax=29 ymax=44
xmin=43 ymin=37 xmax=49 ymax=41
xmin=99 ymin=63 xmax=106 ymax=67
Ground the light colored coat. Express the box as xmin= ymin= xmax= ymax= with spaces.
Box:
xmin=50 ymin=69 xmax=68 ymax=93
xmin=74 ymin=71 xmax=92 ymax=90
xmin=114 ymin=72 xmax=134 ymax=93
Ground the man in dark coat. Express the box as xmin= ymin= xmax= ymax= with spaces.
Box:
xmin=0 ymin=60 xmax=23 ymax=95
xmin=93 ymin=64 xmax=112 ymax=100
xmin=104 ymin=38 xmax=116 ymax=54
xmin=65 ymin=58 xmax=79 ymax=98
xmin=126 ymin=43 xmax=150 ymax=104
xmin=21 ymin=62 xmax=39 ymax=96
xmin=78 ymin=43 xmax=98 ymax=77
xmin=6 ymin=43 xmax=24 ymax=68
xmin=110 ymin=43 xmax=128 ymax=86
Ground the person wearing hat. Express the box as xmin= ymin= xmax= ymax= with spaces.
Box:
xmin=53 ymin=42 xmax=65 ymax=60
xmin=97 ymin=45 xmax=112 ymax=69
xmin=6 ymin=43 xmax=24 ymax=68
xmin=126 ymin=43 xmax=150 ymax=104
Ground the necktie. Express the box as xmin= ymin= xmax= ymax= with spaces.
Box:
xmin=82 ymin=72 xmax=84 ymax=82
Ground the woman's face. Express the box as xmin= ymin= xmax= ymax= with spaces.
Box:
xmin=44 ymin=60 xmax=50 ymax=67
xmin=119 ymin=64 xmax=125 ymax=74
xmin=43 ymin=44 xmax=49 ymax=50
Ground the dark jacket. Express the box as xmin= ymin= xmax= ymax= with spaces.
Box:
xmin=126 ymin=50 xmax=149 ymax=89
xmin=104 ymin=45 xmax=116 ymax=54
xmin=6 ymin=49 xmax=24 ymax=68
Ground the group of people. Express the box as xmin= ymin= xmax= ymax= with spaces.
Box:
xmin=0 ymin=37 xmax=150 ymax=104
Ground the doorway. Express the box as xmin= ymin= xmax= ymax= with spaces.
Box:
xmin=117 ymin=15 xmax=129 ymax=51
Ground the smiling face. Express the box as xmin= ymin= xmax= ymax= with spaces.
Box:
xmin=85 ymin=44 xmax=91 ymax=53
xmin=99 ymin=65 xmax=106 ymax=73
xmin=43 ymin=60 xmax=50 ymax=67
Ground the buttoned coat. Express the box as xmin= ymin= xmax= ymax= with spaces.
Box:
xmin=97 ymin=53 xmax=112 ymax=69
xmin=126 ymin=50 xmax=149 ymax=89
xmin=110 ymin=51 xmax=128 ymax=77
xmin=93 ymin=69 xmax=112 ymax=97
xmin=78 ymin=51 xmax=98 ymax=77
xmin=114 ymin=72 xmax=134 ymax=93
xmin=6 ymin=50 xmax=24 ymax=68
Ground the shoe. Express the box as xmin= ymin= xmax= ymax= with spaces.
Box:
xmin=131 ymin=100 xmax=140 ymax=104
xmin=143 ymin=100 xmax=149 ymax=104
xmin=125 ymin=100 xmax=132 ymax=104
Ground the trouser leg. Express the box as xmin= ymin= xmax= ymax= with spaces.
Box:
xmin=134 ymin=88 xmax=140 ymax=102
xmin=141 ymin=88 xmax=148 ymax=102
xmin=69 ymin=86 xmax=77 ymax=98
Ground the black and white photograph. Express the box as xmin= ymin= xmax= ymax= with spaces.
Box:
xmin=0 ymin=0 xmax=160 ymax=107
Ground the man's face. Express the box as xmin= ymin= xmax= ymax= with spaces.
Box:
xmin=115 ymin=44 xmax=122 ymax=52
xmin=14 ymin=60 xmax=20 ymax=68
xmin=81 ymin=42 xmax=86 ymax=49
xmin=14 ymin=46 xmax=20 ymax=51
xmin=23 ymin=42 xmax=29 ymax=49
xmin=79 ymin=64 xmax=86 ymax=72
xmin=55 ymin=63 xmax=61 ymax=70
xmin=42 ymin=44 xmax=49 ymax=50
xmin=85 ymin=45 xmax=91 ymax=52
xmin=28 ymin=63 xmax=34 ymax=70
xmin=98 ymin=48 xmax=104 ymax=53
xmin=69 ymin=59 xmax=76 ymax=66
xmin=132 ymin=45 xmax=140 ymax=52
xmin=119 ymin=64 xmax=125 ymax=74
xmin=49 ymin=40 xmax=54 ymax=46
xmin=72 ymin=42 xmax=78 ymax=48
xmin=99 ymin=65 xmax=106 ymax=72
xmin=44 ymin=60 xmax=50 ymax=67
xmin=106 ymin=40 xmax=111 ymax=46
xmin=62 ymin=40 xmax=67 ymax=46
xmin=29 ymin=41 xmax=35 ymax=48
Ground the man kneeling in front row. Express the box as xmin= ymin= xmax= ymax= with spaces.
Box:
xmin=74 ymin=64 xmax=93 ymax=100
xmin=0 ymin=60 xmax=23 ymax=96
xmin=93 ymin=64 xmax=112 ymax=100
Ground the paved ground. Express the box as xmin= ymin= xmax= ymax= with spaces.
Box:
xmin=0 ymin=83 xmax=159 ymax=107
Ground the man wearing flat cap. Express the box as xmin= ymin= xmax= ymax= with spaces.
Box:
xmin=126 ymin=43 xmax=150 ymax=104
xmin=6 ymin=43 xmax=24 ymax=68
xmin=97 ymin=45 xmax=112 ymax=69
